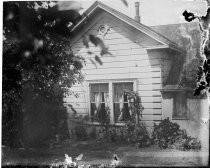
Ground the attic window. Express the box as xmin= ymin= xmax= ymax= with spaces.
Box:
xmin=98 ymin=25 xmax=110 ymax=37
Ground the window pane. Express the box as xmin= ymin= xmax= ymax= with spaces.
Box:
xmin=114 ymin=103 xmax=121 ymax=122
xmin=173 ymin=93 xmax=188 ymax=119
xmin=113 ymin=82 xmax=133 ymax=122
xmin=114 ymin=103 xmax=131 ymax=122
xmin=124 ymin=82 xmax=133 ymax=91
xmin=100 ymin=84 xmax=108 ymax=92
xmin=114 ymin=84 xmax=124 ymax=102
xmin=91 ymin=84 xmax=99 ymax=92
xmin=91 ymin=103 xmax=97 ymax=122
xmin=90 ymin=83 xmax=109 ymax=122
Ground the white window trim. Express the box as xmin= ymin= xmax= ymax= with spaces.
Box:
xmin=86 ymin=79 xmax=137 ymax=125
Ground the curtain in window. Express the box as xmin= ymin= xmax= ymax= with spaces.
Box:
xmin=90 ymin=84 xmax=108 ymax=121
xmin=104 ymin=92 xmax=109 ymax=108
xmin=94 ymin=92 xmax=101 ymax=115
xmin=118 ymin=94 xmax=124 ymax=121
xmin=114 ymin=82 xmax=133 ymax=122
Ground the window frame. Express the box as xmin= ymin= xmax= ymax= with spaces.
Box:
xmin=113 ymin=82 xmax=134 ymax=123
xmin=89 ymin=83 xmax=109 ymax=122
xmin=87 ymin=79 xmax=137 ymax=125
xmin=172 ymin=92 xmax=189 ymax=120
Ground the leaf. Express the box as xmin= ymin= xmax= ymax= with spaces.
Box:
xmin=87 ymin=51 xmax=93 ymax=55
xmin=82 ymin=35 xmax=89 ymax=48
xmin=75 ymin=153 xmax=83 ymax=161
xmin=67 ymin=104 xmax=77 ymax=114
xmin=89 ymin=34 xmax=100 ymax=47
xmin=111 ymin=154 xmax=121 ymax=166
xmin=58 ymin=1 xmax=83 ymax=11
xmin=121 ymin=0 xmax=128 ymax=7
xmin=95 ymin=55 xmax=103 ymax=65
xmin=65 ymin=154 xmax=72 ymax=164
xmin=203 ymin=60 xmax=208 ymax=74
xmin=100 ymin=47 xmax=112 ymax=56
xmin=89 ymin=35 xmax=111 ymax=56
xmin=89 ymin=58 xmax=97 ymax=68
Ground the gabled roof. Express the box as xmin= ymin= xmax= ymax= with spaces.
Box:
xmin=70 ymin=1 xmax=185 ymax=53
xmin=151 ymin=22 xmax=201 ymax=87
xmin=150 ymin=22 xmax=201 ymax=49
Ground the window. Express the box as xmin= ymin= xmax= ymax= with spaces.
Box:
xmin=113 ymin=83 xmax=133 ymax=122
xmin=172 ymin=93 xmax=188 ymax=119
xmin=89 ymin=82 xmax=134 ymax=123
xmin=90 ymin=83 xmax=109 ymax=122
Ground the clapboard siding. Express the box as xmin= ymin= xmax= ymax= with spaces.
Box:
xmin=74 ymin=34 xmax=133 ymax=47
xmin=138 ymin=78 xmax=162 ymax=84
xmin=64 ymin=101 xmax=161 ymax=109
xmin=65 ymin=12 xmax=167 ymax=124
xmin=140 ymin=96 xmax=162 ymax=103
xmin=85 ymin=57 xmax=160 ymax=65
xmin=74 ymin=48 xmax=147 ymax=57
xmin=142 ymin=109 xmax=162 ymax=115
xmin=85 ymin=70 xmax=161 ymax=78
xmin=84 ymin=61 xmax=160 ymax=70
xmin=141 ymin=115 xmax=162 ymax=121
xmin=85 ymin=74 xmax=161 ymax=81
xmin=64 ymin=96 xmax=161 ymax=104
xmin=138 ymin=84 xmax=162 ymax=90
xmin=84 ymin=52 xmax=162 ymax=60
xmin=63 ymin=97 xmax=86 ymax=103
xmin=84 ymin=67 xmax=161 ymax=74
xmin=138 ymin=90 xmax=161 ymax=97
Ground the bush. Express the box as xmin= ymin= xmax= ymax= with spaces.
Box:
xmin=88 ymin=127 xmax=97 ymax=140
xmin=152 ymin=118 xmax=201 ymax=150
xmin=74 ymin=126 xmax=87 ymax=141
xmin=96 ymin=122 xmax=151 ymax=148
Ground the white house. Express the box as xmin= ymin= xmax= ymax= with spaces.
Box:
xmin=64 ymin=1 xmax=209 ymax=147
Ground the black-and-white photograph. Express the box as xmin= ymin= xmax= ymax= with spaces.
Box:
xmin=2 ymin=0 xmax=210 ymax=167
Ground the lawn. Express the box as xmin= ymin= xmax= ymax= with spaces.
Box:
xmin=2 ymin=140 xmax=208 ymax=167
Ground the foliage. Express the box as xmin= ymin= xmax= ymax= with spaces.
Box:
xmin=75 ymin=125 xmax=88 ymax=141
xmin=96 ymin=122 xmax=151 ymax=148
xmin=182 ymin=7 xmax=210 ymax=95
xmin=3 ymin=1 xmax=85 ymax=147
xmin=97 ymin=106 xmax=111 ymax=126
xmin=125 ymin=122 xmax=151 ymax=148
xmin=94 ymin=90 xmax=149 ymax=147
xmin=124 ymin=90 xmax=144 ymax=123
xmin=152 ymin=118 xmax=201 ymax=151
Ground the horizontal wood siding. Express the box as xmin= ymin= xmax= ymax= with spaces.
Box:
xmin=65 ymin=13 xmax=165 ymax=126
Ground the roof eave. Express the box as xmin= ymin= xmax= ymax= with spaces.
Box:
xmin=70 ymin=1 xmax=185 ymax=53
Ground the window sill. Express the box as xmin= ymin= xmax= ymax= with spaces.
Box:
xmin=172 ymin=118 xmax=189 ymax=120
xmin=86 ymin=121 xmax=126 ymax=126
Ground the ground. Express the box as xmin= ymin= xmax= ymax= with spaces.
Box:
xmin=2 ymin=140 xmax=209 ymax=167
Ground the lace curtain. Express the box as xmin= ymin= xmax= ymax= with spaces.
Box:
xmin=114 ymin=83 xmax=133 ymax=121
xmin=90 ymin=84 xmax=109 ymax=120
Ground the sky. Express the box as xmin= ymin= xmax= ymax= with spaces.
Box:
xmin=76 ymin=0 xmax=207 ymax=26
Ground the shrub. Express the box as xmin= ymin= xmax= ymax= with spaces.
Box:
xmin=152 ymin=117 xmax=201 ymax=150
xmin=74 ymin=125 xmax=87 ymax=141
xmin=96 ymin=122 xmax=151 ymax=148
xmin=88 ymin=127 xmax=97 ymax=140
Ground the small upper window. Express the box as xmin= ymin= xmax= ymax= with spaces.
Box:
xmin=172 ymin=92 xmax=188 ymax=119
xmin=98 ymin=25 xmax=110 ymax=37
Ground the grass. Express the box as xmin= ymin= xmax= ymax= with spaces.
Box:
xmin=2 ymin=140 xmax=208 ymax=166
